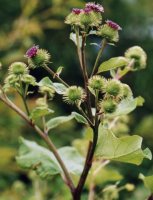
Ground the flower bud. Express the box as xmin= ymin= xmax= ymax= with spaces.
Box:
xmin=85 ymin=2 xmax=104 ymax=13
xmin=3 ymin=77 xmax=20 ymax=91
xmin=63 ymin=86 xmax=86 ymax=105
xmin=4 ymin=74 xmax=19 ymax=88
xmin=80 ymin=9 xmax=102 ymax=28
xmin=101 ymin=98 xmax=117 ymax=113
xmin=39 ymin=85 xmax=55 ymax=99
xmin=36 ymin=97 xmax=48 ymax=107
xmin=26 ymin=46 xmax=51 ymax=68
xmin=88 ymin=75 xmax=106 ymax=91
xmin=122 ymin=84 xmax=133 ymax=99
xmin=105 ymin=79 xmax=122 ymax=97
xmin=8 ymin=62 xmax=28 ymax=75
xmin=21 ymin=74 xmax=36 ymax=86
xmin=97 ymin=20 xmax=122 ymax=43
xmin=65 ymin=9 xmax=83 ymax=26
xmin=124 ymin=46 xmax=147 ymax=70
xmin=125 ymin=184 xmax=135 ymax=191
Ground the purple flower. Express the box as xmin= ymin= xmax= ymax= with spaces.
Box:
xmin=106 ymin=20 xmax=122 ymax=31
xmin=84 ymin=7 xmax=92 ymax=14
xmin=25 ymin=45 xmax=39 ymax=58
xmin=72 ymin=8 xmax=83 ymax=15
xmin=85 ymin=2 xmax=104 ymax=13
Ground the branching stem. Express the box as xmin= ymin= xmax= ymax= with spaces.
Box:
xmin=43 ymin=64 xmax=69 ymax=87
xmin=0 ymin=95 xmax=75 ymax=194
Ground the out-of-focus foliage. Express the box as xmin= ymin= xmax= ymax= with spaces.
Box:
xmin=0 ymin=0 xmax=153 ymax=199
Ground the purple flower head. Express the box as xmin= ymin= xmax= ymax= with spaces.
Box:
xmin=84 ymin=7 xmax=92 ymax=14
xmin=85 ymin=2 xmax=104 ymax=13
xmin=25 ymin=45 xmax=39 ymax=58
xmin=106 ymin=20 xmax=122 ymax=31
xmin=72 ymin=8 xmax=83 ymax=15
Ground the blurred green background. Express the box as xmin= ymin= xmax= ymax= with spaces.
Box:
xmin=0 ymin=0 xmax=153 ymax=199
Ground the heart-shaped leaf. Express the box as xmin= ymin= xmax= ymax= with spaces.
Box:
xmin=96 ymin=125 xmax=152 ymax=165
xmin=16 ymin=137 xmax=84 ymax=178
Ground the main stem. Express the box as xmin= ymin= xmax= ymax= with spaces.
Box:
xmin=0 ymin=95 xmax=75 ymax=194
xmin=73 ymin=90 xmax=99 ymax=199
xmin=73 ymin=121 xmax=99 ymax=200
xmin=81 ymin=32 xmax=93 ymax=121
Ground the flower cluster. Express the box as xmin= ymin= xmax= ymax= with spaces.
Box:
xmin=88 ymin=75 xmax=133 ymax=114
xmin=65 ymin=2 xmax=104 ymax=29
xmin=4 ymin=62 xmax=36 ymax=91
xmin=65 ymin=2 xmax=122 ymax=43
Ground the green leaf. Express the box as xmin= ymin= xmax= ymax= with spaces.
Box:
xmin=30 ymin=107 xmax=54 ymax=120
xmin=140 ymin=174 xmax=153 ymax=193
xmin=109 ymin=96 xmax=144 ymax=117
xmin=38 ymin=77 xmax=53 ymax=87
xmin=16 ymin=138 xmax=84 ymax=177
xmin=86 ymin=164 xmax=123 ymax=187
xmin=46 ymin=115 xmax=74 ymax=131
xmin=16 ymin=137 xmax=60 ymax=178
xmin=70 ymin=33 xmax=82 ymax=47
xmin=95 ymin=125 xmax=152 ymax=165
xmin=98 ymin=57 xmax=129 ymax=73
xmin=58 ymin=147 xmax=84 ymax=175
xmin=53 ymin=82 xmax=67 ymax=94
xmin=47 ymin=112 xmax=88 ymax=131
xmin=54 ymin=66 xmax=64 ymax=77
xmin=72 ymin=112 xmax=88 ymax=124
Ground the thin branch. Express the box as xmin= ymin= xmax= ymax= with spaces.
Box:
xmin=91 ymin=39 xmax=107 ymax=77
xmin=115 ymin=59 xmax=135 ymax=80
xmin=0 ymin=95 xmax=75 ymax=193
xmin=88 ymin=183 xmax=95 ymax=200
xmin=77 ymin=106 xmax=94 ymax=127
xmin=43 ymin=64 xmax=69 ymax=87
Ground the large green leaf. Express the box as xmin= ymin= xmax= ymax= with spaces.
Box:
xmin=46 ymin=112 xmax=88 ymax=131
xmin=86 ymin=164 xmax=123 ymax=187
xmin=108 ymin=96 xmax=144 ymax=117
xmin=16 ymin=137 xmax=60 ymax=178
xmin=98 ymin=57 xmax=129 ymax=73
xmin=95 ymin=125 xmax=152 ymax=165
xmin=16 ymin=137 xmax=84 ymax=178
xmin=58 ymin=147 xmax=84 ymax=175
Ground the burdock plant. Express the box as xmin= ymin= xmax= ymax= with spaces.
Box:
xmin=0 ymin=2 xmax=152 ymax=200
